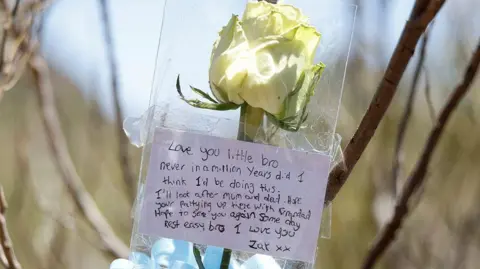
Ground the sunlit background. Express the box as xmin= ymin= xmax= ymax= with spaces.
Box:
xmin=1 ymin=0 xmax=479 ymax=268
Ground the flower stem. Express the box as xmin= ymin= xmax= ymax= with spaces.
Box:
xmin=237 ymin=104 xmax=264 ymax=141
xmin=220 ymin=248 xmax=232 ymax=269
xmin=193 ymin=245 xmax=205 ymax=269
xmin=220 ymin=104 xmax=264 ymax=269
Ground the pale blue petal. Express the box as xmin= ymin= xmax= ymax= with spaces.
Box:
xmin=151 ymin=238 xmax=176 ymax=268
xmin=151 ymin=239 xmax=196 ymax=268
xmin=201 ymin=246 xmax=242 ymax=269
xmin=151 ymin=255 xmax=170 ymax=269
xmin=240 ymin=254 xmax=281 ymax=269
xmin=170 ymin=261 xmax=199 ymax=269
xmin=110 ymin=259 xmax=135 ymax=269
xmin=170 ymin=240 xmax=196 ymax=266
xmin=202 ymin=246 xmax=224 ymax=269
xmin=129 ymin=252 xmax=151 ymax=266
xmin=151 ymin=238 xmax=175 ymax=257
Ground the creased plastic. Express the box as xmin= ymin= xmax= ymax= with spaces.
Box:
xmin=121 ymin=0 xmax=357 ymax=268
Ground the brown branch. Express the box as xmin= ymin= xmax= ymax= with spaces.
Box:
xmin=361 ymin=39 xmax=480 ymax=269
xmin=29 ymin=54 xmax=129 ymax=258
xmin=0 ymin=23 xmax=8 ymax=72
xmin=0 ymin=185 xmax=22 ymax=269
xmin=98 ymin=0 xmax=136 ymax=202
xmin=391 ymin=27 xmax=431 ymax=195
xmin=324 ymin=0 xmax=445 ymax=205
xmin=0 ymin=250 xmax=6 ymax=268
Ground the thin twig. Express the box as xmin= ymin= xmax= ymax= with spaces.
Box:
xmin=98 ymin=0 xmax=136 ymax=202
xmin=29 ymin=54 xmax=129 ymax=258
xmin=0 ymin=250 xmax=6 ymax=268
xmin=361 ymin=39 xmax=480 ymax=269
xmin=31 ymin=175 xmax=101 ymax=250
xmin=324 ymin=0 xmax=445 ymax=205
xmin=0 ymin=0 xmax=37 ymax=97
xmin=0 ymin=185 xmax=22 ymax=269
xmin=11 ymin=0 xmax=20 ymax=16
xmin=0 ymin=0 xmax=21 ymax=95
xmin=0 ymin=25 xmax=8 ymax=72
xmin=391 ymin=27 xmax=431 ymax=196
xmin=422 ymin=20 xmax=436 ymax=123
xmin=423 ymin=65 xmax=436 ymax=121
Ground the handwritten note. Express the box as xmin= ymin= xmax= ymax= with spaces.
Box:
xmin=138 ymin=128 xmax=331 ymax=263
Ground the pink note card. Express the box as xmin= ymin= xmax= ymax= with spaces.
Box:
xmin=138 ymin=128 xmax=331 ymax=263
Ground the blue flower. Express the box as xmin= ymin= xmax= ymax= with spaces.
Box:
xmin=109 ymin=239 xmax=281 ymax=269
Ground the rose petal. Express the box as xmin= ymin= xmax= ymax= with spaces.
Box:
xmin=242 ymin=1 xmax=308 ymax=40
xmin=209 ymin=15 xmax=248 ymax=105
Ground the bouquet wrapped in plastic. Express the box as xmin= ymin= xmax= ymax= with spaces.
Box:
xmin=112 ymin=1 xmax=356 ymax=268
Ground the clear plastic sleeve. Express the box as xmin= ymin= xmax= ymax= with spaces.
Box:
xmin=122 ymin=1 xmax=356 ymax=268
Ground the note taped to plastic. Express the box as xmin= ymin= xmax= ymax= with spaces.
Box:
xmin=138 ymin=128 xmax=331 ymax=263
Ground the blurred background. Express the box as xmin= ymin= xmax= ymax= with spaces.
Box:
xmin=0 ymin=0 xmax=479 ymax=268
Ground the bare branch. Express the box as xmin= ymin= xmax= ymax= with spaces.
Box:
xmin=423 ymin=65 xmax=436 ymax=121
xmin=29 ymin=54 xmax=129 ymax=258
xmin=0 ymin=250 xmax=7 ymax=268
xmin=361 ymin=39 xmax=480 ymax=269
xmin=98 ymin=0 xmax=136 ymax=202
xmin=0 ymin=24 xmax=8 ymax=72
xmin=391 ymin=26 xmax=431 ymax=195
xmin=0 ymin=0 xmax=37 ymax=98
xmin=0 ymin=0 xmax=129 ymax=259
xmin=31 ymin=176 xmax=101 ymax=250
xmin=324 ymin=0 xmax=446 ymax=205
xmin=0 ymin=185 xmax=22 ymax=269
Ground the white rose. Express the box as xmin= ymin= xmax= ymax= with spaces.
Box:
xmin=177 ymin=1 xmax=325 ymax=131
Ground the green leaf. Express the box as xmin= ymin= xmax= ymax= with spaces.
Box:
xmin=176 ymin=74 xmax=240 ymax=111
xmin=287 ymin=71 xmax=306 ymax=98
xmin=190 ymin=86 xmax=219 ymax=103
xmin=269 ymin=62 xmax=325 ymax=132
xmin=177 ymin=75 xmax=218 ymax=103
xmin=308 ymin=62 xmax=326 ymax=96
xmin=266 ymin=113 xmax=302 ymax=132
xmin=193 ymin=245 xmax=205 ymax=269
xmin=183 ymin=99 xmax=241 ymax=111
xmin=176 ymin=75 xmax=185 ymax=98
